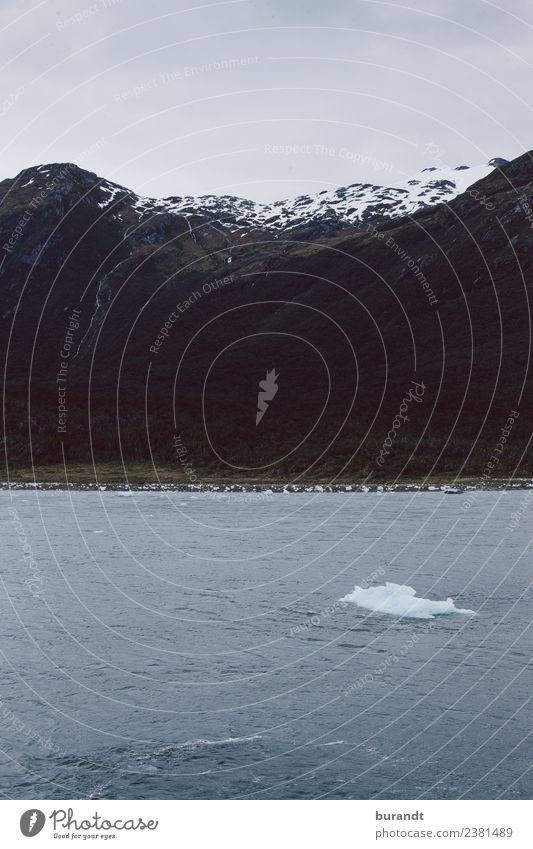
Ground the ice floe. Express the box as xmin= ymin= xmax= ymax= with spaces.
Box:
xmin=340 ymin=582 xmax=475 ymax=619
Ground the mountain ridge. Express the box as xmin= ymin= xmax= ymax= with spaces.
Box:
xmin=1 ymin=156 xmax=507 ymax=240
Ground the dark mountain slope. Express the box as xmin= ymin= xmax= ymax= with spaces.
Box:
xmin=1 ymin=154 xmax=532 ymax=481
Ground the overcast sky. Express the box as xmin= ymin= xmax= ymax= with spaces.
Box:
xmin=1 ymin=0 xmax=532 ymax=201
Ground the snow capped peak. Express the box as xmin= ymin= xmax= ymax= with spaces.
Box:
xmin=94 ymin=157 xmax=504 ymax=234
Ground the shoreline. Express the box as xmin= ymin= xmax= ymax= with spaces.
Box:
xmin=0 ymin=465 xmax=533 ymax=497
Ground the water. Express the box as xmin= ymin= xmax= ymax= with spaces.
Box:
xmin=1 ymin=489 xmax=531 ymax=799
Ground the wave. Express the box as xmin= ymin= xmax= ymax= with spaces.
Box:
xmin=340 ymin=582 xmax=475 ymax=619
xmin=177 ymin=735 xmax=261 ymax=749
xmin=137 ymin=735 xmax=262 ymax=761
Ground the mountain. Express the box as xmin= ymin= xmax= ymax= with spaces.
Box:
xmin=1 ymin=152 xmax=531 ymax=482
xmin=104 ymin=160 xmax=499 ymax=233
xmin=4 ymin=157 xmax=502 ymax=242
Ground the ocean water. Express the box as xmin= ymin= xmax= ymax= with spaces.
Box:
xmin=0 ymin=489 xmax=531 ymax=800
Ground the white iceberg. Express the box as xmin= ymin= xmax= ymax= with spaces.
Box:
xmin=340 ymin=582 xmax=474 ymax=619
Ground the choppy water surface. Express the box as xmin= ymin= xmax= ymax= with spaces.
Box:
xmin=1 ymin=489 xmax=531 ymax=799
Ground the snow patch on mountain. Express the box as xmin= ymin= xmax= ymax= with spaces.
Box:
xmin=108 ymin=160 xmax=499 ymax=233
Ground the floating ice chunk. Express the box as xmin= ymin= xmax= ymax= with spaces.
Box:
xmin=340 ymin=582 xmax=474 ymax=619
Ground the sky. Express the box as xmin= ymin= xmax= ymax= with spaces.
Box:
xmin=1 ymin=0 xmax=533 ymax=202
